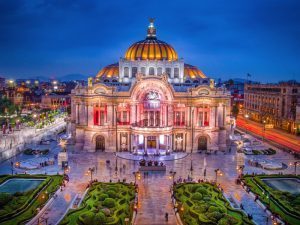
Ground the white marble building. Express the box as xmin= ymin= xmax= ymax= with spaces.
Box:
xmin=70 ymin=20 xmax=231 ymax=154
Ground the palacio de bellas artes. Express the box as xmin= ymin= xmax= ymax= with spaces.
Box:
xmin=71 ymin=20 xmax=232 ymax=154
xmin=1 ymin=1 xmax=300 ymax=225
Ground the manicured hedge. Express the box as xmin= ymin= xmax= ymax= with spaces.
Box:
xmin=0 ymin=174 xmax=63 ymax=225
xmin=59 ymin=182 xmax=135 ymax=225
xmin=243 ymin=174 xmax=300 ymax=224
xmin=174 ymin=183 xmax=254 ymax=225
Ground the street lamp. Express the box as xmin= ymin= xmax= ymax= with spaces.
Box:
xmin=236 ymin=165 xmax=245 ymax=178
xmin=245 ymin=114 xmax=249 ymax=134
xmin=169 ymin=170 xmax=176 ymax=183
xmin=214 ymin=168 xmax=223 ymax=183
xmin=133 ymin=171 xmax=140 ymax=185
xmin=86 ymin=167 xmax=95 ymax=182
xmin=262 ymin=120 xmax=266 ymax=142
xmin=289 ymin=161 xmax=299 ymax=175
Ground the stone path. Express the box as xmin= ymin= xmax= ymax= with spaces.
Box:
xmin=135 ymin=172 xmax=177 ymax=225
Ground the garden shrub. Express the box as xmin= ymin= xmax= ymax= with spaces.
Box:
xmin=192 ymin=192 xmax=203 ymax=201
xmin=0 ymin=193 xmax=13 ymax=206
xmin=98 ymin=193 xmax=108 ymax=201
xmin=197 ymin=187 xmax=208 ymax=196
xmin=79 ymin=211 xmax=94 ymax=225
xmin=94 ymin=212 xmax=106 ymax=224
xmin=102 ymin=198 xmax=116 ymax=208
xmin=107 ymin=190 xmax=117 ymax=198
xmin=207 ymin=211 xmax=223 ymax=223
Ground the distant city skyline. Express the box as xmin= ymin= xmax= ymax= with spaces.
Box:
xmin=0 ymin=0 xmax=300 ymax=82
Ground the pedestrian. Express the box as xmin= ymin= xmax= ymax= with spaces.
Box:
xmin=165 ymin=212 xmax=168 ymax=221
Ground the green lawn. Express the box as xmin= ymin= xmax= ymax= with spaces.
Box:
xmin=243 ymin=175 xmax=300 ymax=225
xmin=59 ymin=182 xmax=136 ymax=225
xmin=0 ymin=174 xmax=63 ymax=225
xmin=174 ymin=183 xmax=254 ymax=225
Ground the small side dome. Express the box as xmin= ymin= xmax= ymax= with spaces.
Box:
xmin=96 ymin=63 xmax=119 ymax=78
xmin=184 ymin=64 xmax=206 ymax=79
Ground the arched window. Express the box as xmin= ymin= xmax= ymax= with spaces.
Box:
xmin=185 ymin=80 xmax=191 ymax=83
xmin=132 ymin=67 xmax=137 ymax=78
xmin=166 ymin=68 xmax=171 ymax=77
xmin=124 ymin=67 xmax=129 ymax=77
xmin=193 ymin=80 xmax=199 ymax=83
xmin=157 ymin=67 xmax=162 ymax=75
xmin=174 ymin=68 xmax=179 ymax=78
xmin=141 ymin=67 xmax=146 ymax=75
xmin=149 ymin=67 xmax=155 ymax=75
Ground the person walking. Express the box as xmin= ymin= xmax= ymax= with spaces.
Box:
xmin=165 ymin=212 xmax=168 ymax=222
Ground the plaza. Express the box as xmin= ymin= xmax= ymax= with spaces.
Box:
xmin=0 ymin=127 xmax=299 ymax=224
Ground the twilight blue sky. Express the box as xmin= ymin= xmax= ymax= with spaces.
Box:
xmin=0 ymin=0 xmax=299 ymax=82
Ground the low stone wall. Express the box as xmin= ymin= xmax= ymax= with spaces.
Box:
xmin=0 ymin=118 xmax=66 ymax=162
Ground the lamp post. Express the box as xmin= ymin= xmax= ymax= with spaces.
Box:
xmin=245 ymin=114 xmax=249 ymax=134
xmin=133 ymin=171 xmax=140 ymax=185
xmin=214 ymin=168 xmax=223 ymax=184
xmin=289 ymin=161 xmax=299 ymax=175
xmin=86 ymin=167 xmax=95 ymax=182
xmin=169 ymin=170 xmax=176 ymax=183
xmin=262 ymin=120 xmax=266 ymax=143
xmin=236 ymin=165 xmax=245 ymax=178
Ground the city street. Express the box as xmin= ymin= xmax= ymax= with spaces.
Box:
xmin=237 ymin=116 xmax=300 ymax=152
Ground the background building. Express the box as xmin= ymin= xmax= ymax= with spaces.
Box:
xmin=244 ymin=81 xmax=300 ymax=135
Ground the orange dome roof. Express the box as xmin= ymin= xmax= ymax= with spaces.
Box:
xmin=96 ymin=63 xmax=119 ymax=78
xmin=125 ymin=19 xmax=178 ymax=61
xmin=125 ymin=39 xmax=178 ymax=61
xmin=184 ymin=64 xmax=206 ymax=79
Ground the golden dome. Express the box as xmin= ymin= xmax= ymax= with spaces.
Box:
xmin=184 ymin=64 xmax=206 ymax=79
xmin=125 ymin=19 xmax=178 ymax=61
xmin=96 ymin=63 xmax=119 ymax=78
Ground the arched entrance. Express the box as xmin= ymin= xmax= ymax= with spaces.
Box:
xmin=95 ymin=135 xmax=105 ymax=151
xmin=198 ymin=136 xmax=207 ymax=151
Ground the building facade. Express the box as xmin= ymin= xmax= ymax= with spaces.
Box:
xmin=70 ymin=20 xmax=231 ymax=153
xmin=244 ymin=82 xmax=300 ymax=134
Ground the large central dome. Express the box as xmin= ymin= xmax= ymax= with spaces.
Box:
xmin=124 ymin=19 xmax=178 ymax=61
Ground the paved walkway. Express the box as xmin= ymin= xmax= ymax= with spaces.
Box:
xmin=135 ymin=172 xmax=177 ymax=225
xmin=0 ymin=133 xmax=298 ymax=225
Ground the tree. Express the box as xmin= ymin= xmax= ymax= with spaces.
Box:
xmin=231 ymin=104 xmax=239 ymax=118
xmin=0 ymin=97 xmax=18 ymax=115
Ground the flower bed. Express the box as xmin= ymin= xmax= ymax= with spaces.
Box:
xmin=0 ymin=174 xmax=62 ymax=225
xmin=243 ymin=174 xmax=300 ymax=224
xmin=174 ymin=183 xmax=254 ymax=225
xmin=59 ymin=182 xmax=136 ymax=225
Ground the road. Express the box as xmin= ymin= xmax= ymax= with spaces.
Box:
xmin=237 ymin=116 xmax=300 ymax=152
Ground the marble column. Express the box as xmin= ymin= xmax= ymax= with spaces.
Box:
xmin=210 ymin=106 xmax=215 ymax=127
xmin=107 ymin=104 xmax=113 ymax=125
xmin=87 ymin=105 xmax=94 ymax=126
xmin=215 ymin=106 xmax=219 ymax=127
xmin=156 ymin=135 xmax=159 ymax=154
xmin=144 ymin=136 xmax=147 ymax=154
